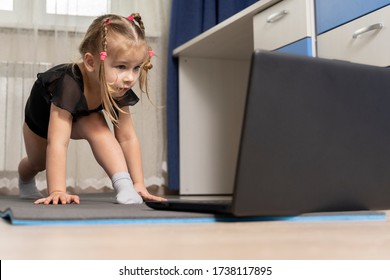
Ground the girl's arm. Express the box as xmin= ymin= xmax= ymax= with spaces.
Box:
xmin=34 ymin=104 xmax=80 ymax=205
xmin=114 ymin=106 xmax=166 ymax=202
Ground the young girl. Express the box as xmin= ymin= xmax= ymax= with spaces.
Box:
xmin=17 ymin=13 xmax=166 ymax=205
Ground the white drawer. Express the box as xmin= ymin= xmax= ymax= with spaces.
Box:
xmin=317 ymin=5 xmax=390 ymax=67
xmin=253 ymin=0 xmax=315 ymax=50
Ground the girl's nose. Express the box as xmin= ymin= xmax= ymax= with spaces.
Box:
xmin=124 ymin=70 xmax=140 ymax=85
xmin=124 ymin=72 xmax=135 ymax=83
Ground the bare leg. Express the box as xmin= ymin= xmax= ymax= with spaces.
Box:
xmin=71 ymin=112 xmax=128 ymax=177
xmin=18 ymin=123 xmax=46 ymax=198
xmin=71 ymin=112 xmax=142 ymax=204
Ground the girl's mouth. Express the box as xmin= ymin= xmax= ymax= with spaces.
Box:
xmin=114 ymin=87 xmax=129 ymax=98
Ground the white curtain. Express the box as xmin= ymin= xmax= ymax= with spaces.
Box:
xmin=0 ymin=0 xmax=171 ymax=195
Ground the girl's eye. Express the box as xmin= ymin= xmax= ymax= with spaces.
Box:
xmin=134 ymin=66 xmax=141 ymax=72
xmin=116 ymin=65 xmax=126 ymax=70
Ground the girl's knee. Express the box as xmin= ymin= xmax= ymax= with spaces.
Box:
xmin=31 ymin=162 xmax=46 ymax=173
xmin=21 ymin=157 xmax=46 ymax=173
xmin=72 ymin=112 xmax=110 ymax=139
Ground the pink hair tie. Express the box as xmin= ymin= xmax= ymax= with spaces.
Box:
xmin=149 ymin=50 xmax=155 ymax=58
xmin=100 ymin=51 xmax=107 ymax=61
xmin=127 ymin=15 xmax=134 ymax=21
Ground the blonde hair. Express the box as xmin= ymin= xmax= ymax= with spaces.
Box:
xmin=79 ymin=13 xmax=153 ymax=124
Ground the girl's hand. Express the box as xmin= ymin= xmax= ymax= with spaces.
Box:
xmin=134 ymin=183 xmax=167 ymax=202
xmin=34 ymin=191 xmax=80 ymax=205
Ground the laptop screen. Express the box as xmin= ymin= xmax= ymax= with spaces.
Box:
xmin=232 ymin=50 xmax=390 ymax=216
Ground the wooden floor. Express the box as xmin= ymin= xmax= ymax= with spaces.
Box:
xmin=1 ymin=211 xmax=390 ymax=259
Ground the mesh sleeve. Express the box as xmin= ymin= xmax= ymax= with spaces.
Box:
xmin=37 ymin=65 xmax=86 ymax=115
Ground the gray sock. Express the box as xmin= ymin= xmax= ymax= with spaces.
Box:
xmin=18 ymin=178 xmax=44 ymax=199
xmin=112 ymin=172 xmax=142 ymax=204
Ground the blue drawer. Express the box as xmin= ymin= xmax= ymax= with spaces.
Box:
xmin=316 ymin=0 xmax=390 ymax=34
xmin=275 ymin=37 xmax=314 ymax=56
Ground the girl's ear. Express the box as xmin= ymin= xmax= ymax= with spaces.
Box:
xmin=83 ymin=52 xmax=96 ymax=72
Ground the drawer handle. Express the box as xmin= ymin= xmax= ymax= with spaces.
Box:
xmin=266 ymin=10 xmax=288 ymax=23
xmin=352 ymin=23 xmax=383 ymax=39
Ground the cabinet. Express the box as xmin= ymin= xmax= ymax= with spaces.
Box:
xmin=173 ymin=0 xmax=387 ymax=195
xmin=174 ymin=0 xmax=314 ymax=195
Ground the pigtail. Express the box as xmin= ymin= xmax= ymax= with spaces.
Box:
xmin=99 ymin=17 xmax=124 ymax=125
xmin=129 ymin=13 xmax=153 ymax=101
xmin=131 ymin=13 xmax=145 ymax=32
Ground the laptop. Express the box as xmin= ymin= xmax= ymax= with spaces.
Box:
xmin=146 ymin=50 xmax=390 ymax=217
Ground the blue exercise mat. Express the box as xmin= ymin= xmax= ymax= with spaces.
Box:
xmin=0 ymin=193 xmax=387 ymax=225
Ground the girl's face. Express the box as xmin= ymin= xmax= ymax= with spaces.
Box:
xmin=104 ymin=35 xmax=148 ymax=98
